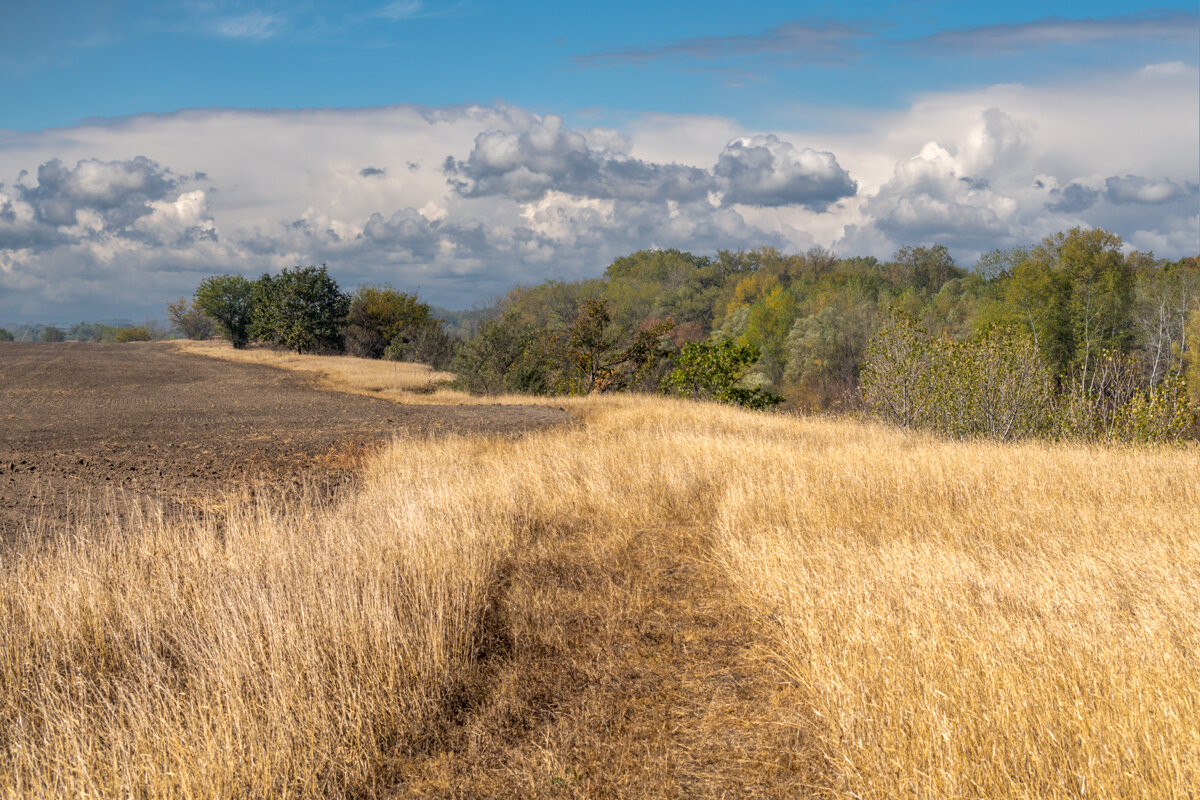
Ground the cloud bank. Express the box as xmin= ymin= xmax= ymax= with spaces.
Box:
xmin=0 ymin=63 xmax=1196 ymax=322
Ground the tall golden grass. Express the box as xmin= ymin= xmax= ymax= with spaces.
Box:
xmin=2 ymin=385 xmax=1197 ymax=797
xmin=714 ymin=428 xmax=1200 ymax=798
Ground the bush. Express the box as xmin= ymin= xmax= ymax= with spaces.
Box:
xmin=0 ymin=328 xmax=13 ymax=342
xmin=39 ymin=326 xmax=65 ymax=343
xmin=1111 ymin=374 xmax=1195 ymax=444
xmin=661 ymin=338 xmax=783 ymax=409
xmin=345 ymin=287 xmax=433 ymax=359
xmin=250 ymin=265 xmax=349 ymax=354
xmin=860 ymin=318 xmax=1196 ymax=444
xmin=451 ymin=311 xmax=552 ymax=394
xmin=114 ymin=326 xmax=153 ymax=343
xmin=383 ymin=319 xmax=456 ymax=370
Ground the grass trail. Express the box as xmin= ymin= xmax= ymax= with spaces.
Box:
xmin=393 ymin=520 xmax=815 ymax=797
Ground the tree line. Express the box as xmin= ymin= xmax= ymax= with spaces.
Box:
xmin=0 ymin=321 xmax=167 ymax=343
xmin=441 ymin=226 xmax=1197 ymax=440
xmin=176 ymin=228 xmax=1198 ymax=441
xmin=184 ymin=265 xmax=454 ymax=368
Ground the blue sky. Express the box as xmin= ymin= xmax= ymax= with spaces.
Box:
xmin=1 ymin=0 xmax=1197 ymax=321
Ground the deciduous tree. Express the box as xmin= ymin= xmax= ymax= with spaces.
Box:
xmin=194 ymin=274 xmax=257 ymax=348
xmin=167 ymin=296 xmax=215 ymax=340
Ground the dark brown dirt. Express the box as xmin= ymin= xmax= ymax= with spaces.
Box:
xmin=0 ymin=342 xmax=569 ymax=542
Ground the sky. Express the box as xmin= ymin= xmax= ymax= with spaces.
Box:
xmin=0 ymin=1 xmax=1197 ymax=323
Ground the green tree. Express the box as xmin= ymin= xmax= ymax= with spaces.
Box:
xmin=195 ymin=274 xmax=257 ymax=348
xmin=886 ymin=244 xmax=964 ymax=292
xmin=250 ymin=265 xmax=349 ymax=354
xmin=661 ymin=338 xmax=783 ymax=409
xmin=738 ymin=285 xmax=798 ymax=385
xmin=166 ymin=297 xmax=215 ymax=340
xmin=566 ymin=298 xmax=625 ymax=393
xmin=783 ymin=295 xmax=878 ymax=407
xmin=39 ymin=326 xmax=65 ymax=342
xmin=0 ymin=328 xmax=13 ymax=342
xmin=992 ymin=228 xmax=1135 ymax=391
xmin=564 ymin=298 xmax=675 ymax=393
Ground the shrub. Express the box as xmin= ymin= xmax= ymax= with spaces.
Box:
xmin=861 ymin=318 xmax=1055 ymax=440
xmin=114 ymin=326 xmax=153 ymax=343
xmin=451 ymin=312 xmax=553 ymax=395
xmin=661 ymin=338 xmax=783 ymax=409
xmin=0 ymin=328 xmax=13 ymax=342
xmin=1111 ymin=374 xmax=1195 ymax=444
xmin=345 ymin=287 xmax=433 ymax=359
xmin=861 ymin=318 xmax=1195 ymax=444
xmin=383 ymin=319 xmax=456 ymax=370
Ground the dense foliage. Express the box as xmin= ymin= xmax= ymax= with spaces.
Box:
xmin=447 ymin=228 xmax=1197 ymax=428
xmin=179 ymin=227 xmax=1197 ymax=430
xmin=113 ymin=326 xmax=154 ymax=343
xmin=662 ymin=339 xmax=784 ymax=409
xmin=250 ymin=265 xmax=350 ymax=354
xmin=345 ymin=286 xmax=455 ymax=367
xmin=187 ymin=269 xmax=452 ymax=366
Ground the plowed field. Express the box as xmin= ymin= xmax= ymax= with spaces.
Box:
xmin=0 ymin=342 xmax=568 ymax=540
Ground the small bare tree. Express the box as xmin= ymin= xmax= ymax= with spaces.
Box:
xmin=167 ymin=296 xmax=215 ymax=340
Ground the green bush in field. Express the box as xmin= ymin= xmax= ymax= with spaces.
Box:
xmin=661 ymin=338 xmax=783 ymax=410
xmin=345 ymin=287 xmax=432 ymax=359
xmin=114 ymin=326 xmax=153 ymax=343
xmin=861 ymin=317 xmax=1195 ymax=444
xmin=1111 ymin=374 xmax=1194 ymax=444
xmin=0 ymin=328 xmax=13 ymax=342
xmin=860 ymin=318 xmax=1054 ymax=441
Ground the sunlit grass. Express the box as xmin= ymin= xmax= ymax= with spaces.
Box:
xmin=3 ymin=359 xmax=1197 ymax=797
xmin=171 ymin=339 xmax=466 ymax=404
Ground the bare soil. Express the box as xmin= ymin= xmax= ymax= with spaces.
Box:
xmin=0 ymin=342 xmax=569 ymax=541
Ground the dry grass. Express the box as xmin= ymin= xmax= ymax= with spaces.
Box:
xmin=2 ymin=371 xmax=1198 ymax=797
xmin=171 ymin=339 xmax=467 ymax=404
xmin=714 ymin=430 xmax=1200 ymax=799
